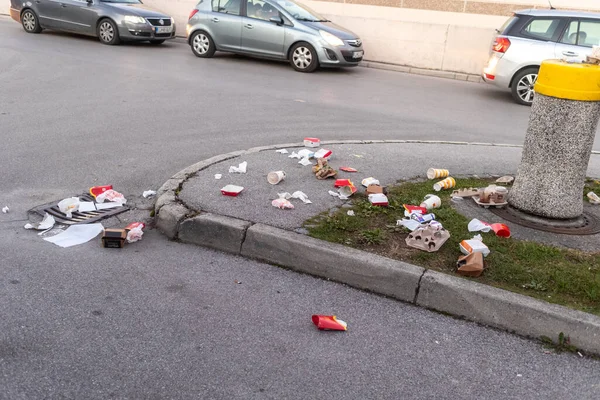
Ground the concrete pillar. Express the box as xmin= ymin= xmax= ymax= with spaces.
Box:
xmin=509 ymin=60 xmax=600 ymax=219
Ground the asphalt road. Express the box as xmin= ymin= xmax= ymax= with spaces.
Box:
xmin=1 ymin=16 xmax=600 ymax=399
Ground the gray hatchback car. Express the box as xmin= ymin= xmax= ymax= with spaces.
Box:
xmin=9 ymin=0 xmax=176 ymax=45
xmin=186 ymin=0 xmax=364 ymax=72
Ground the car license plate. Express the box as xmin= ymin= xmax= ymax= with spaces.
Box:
xmin=353 ymin=51 xmax=364 ymax=59
xmin=155 ymin=26 xmax=172 ymax=34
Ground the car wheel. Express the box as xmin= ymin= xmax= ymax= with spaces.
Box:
xmin=149 ymin=39 xmax=165 ymax=45
xmin=511 ymin=68 xmax=539 ymax=106
xmin=21 ymin=9 xmax=42 ymax=33
xmin=191 ymin=31 xmax=215 ymax=58
xmin=98 ymin=19 xmax=120 ymax=45
xmin=290 ymin=42 xmax=318 ymax=73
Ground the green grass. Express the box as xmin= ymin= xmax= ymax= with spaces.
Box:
xmin=305 ymin=178 xmax=600 ymax=316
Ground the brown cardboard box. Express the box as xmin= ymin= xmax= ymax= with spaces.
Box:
xmin=366 ymin=184 xmax=386 ymax=195
xmin=456 ymin=252 xmax=484 ymax=277
xmin=102 ymin=229 xmax=127 ymax=249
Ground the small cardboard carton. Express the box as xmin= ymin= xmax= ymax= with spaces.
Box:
xmin=366 ymin=184 xmax=385 ymax=195
xmin=456 ymin=252 xmax=484 ymax=277
xmin=102 ymin=228 xmax=127 ymax=249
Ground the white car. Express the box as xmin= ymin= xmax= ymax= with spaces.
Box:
xmin=483 ymin=9 xmax=599 ymax=105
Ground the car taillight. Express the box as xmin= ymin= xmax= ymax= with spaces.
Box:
xmin=189 ymin=9 xmax=199 ymax=20
xmin=492 ymin=37 xmax=511 ymax=53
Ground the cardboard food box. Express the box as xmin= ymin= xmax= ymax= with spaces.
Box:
xmin=102 ymin=228 xmax=127 ymax=249
xmin=366 ymin=184 xmax=385 ymax=195
xmin=456 ymin=252 xmax=484 ymax=277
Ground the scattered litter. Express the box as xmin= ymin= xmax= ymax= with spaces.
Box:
xmin=451 ymin=196 xmax=464 ymax=202
xmin=456 ymin=252 xmax=484 ymax=277
xmin=96 ymin=189 xmax=127 ymax=205
xmin=352 ymin=154 xmax=364 ymax=158
xmin=221 ymin=184 xmax=244 ymax=196
xmin=313 ymin=148 xmax=332 ymax=159
xmin=366 ymin=184 xmax=385 ymax=195
xmin=291 ymin=191 xmax=312 ymax=204
xmin=347 ymin=210 xmax=355 ymax=216
xmin=312 ymin=315 xmax=347 ymax=331
xmin=473 ymin=185 xmax=508 ymax=208
xmin=397 ymin=218 xmax=422 ymax=231
xmin=340 ymin=167 xmax=358 ymax=173
xmin=338 ymin=186 xmax=355 ymax=198
xmin=517 ymin=374 xmax=523 ymax=377
xmin=143 ymin=190 xmax=156 ymax=198
xmin=427 ymin=168 xmax=449 ymax=180
xmin=24 ymin=213 xmax=55 ymax=231
xmin=313 ymin=158 xmax=337 ymax=179
xmin=1 ymin=206 xmax=9 ymax=213
xmin=406 ymin=225 xmax=450 ymax=252
xmin=234 ymin=280 xmax=242 ymax=284
xmin=272 ymin=197 xmax=294 ymax=209
xmin=89 ymin=185 xmax=112 ymax=198
xmin=95 ymin=202 xmax=121 ymax=210
xmin=58 ymin=197 xmax=80 ymax=218
xmin=329 ymin=190 xmax=340 ymax=197
xmin=588 ymin=191 xmax=600 ymax=204
xmin=420 ymin=194 xmax=441 ymax=210
xmin=368 ymin=193 xmax=388 ymax=207
xmin=452 ymin=188 xmax=481 ymax=198
xmin=334 ymin=179 xmax=352 ymax=188
xmin=298 ymin=157 xmax=313 ymax=166
xmin=229 ymin=161 xmax=248 ymax=174
xmin=411 ymin=213 xmax=436 ymax=223
xmin=297 ymin=149 xmax=314 ymax=159
xmin=125 ymin=222 xmax=145 ymax=243
xmin=403 ymin=204 xmax=428 ymax=216
xmin=578 ymin=352 xmax=584 ymax=358
xmin=215 ymin=174 xmax=222 ymax=180
xmin=496 ymin=175 xmax=514 ymax=185
xmin=433 ymin=177 xmax=456 ymax=191
xmin=361 ymin=177 xmax=379 ymax=187
xmin=275 ymin=149 xmax=289 ymax=154
xmin=468 ymin=218 xmax=511 ymax=237
xmin=44 ymin=223 xmax=104 ymax=248
xmin=102 ymin=229 xmax=127 ymax=248
xmin=303 ymin=137 xmax=320 ymax=147
xmin=459 ymin=235 xmax=490 ymax=257
xmin=78 ymin=202 xmax=97 ymax=213
xmin=288 ymin=151 xmax=301 ymax=159
xmin=267 ymin=171 xmax=286 ymax=185
xmin=294 ymin=99 xmax=306 ymax=103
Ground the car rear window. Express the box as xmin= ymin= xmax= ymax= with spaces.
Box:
xmin=498 ymin=15 xmax=518 ymax=34
xmin=521 ymin=18 xmax=562 ymax=41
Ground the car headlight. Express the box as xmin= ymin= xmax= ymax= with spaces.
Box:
xmin=171 ymin=17 xmax=175 ymax=25
xmin=319 ymin=30 xmax=344 ymax=47
xmin=124 ymin=16 xmax=146 ymax=24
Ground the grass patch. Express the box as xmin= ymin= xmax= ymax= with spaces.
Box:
xmin=305 ymin=178 xmax=600 ymax=315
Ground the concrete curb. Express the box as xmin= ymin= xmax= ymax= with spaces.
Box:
xmin=360 ymin=60 xmax=484 ymax=83
xmin=155 ymin=140 xmax=600 ymax=355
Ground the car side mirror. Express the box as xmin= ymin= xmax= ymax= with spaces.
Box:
xmin=269 ymin=16 xmax=283 ymax=25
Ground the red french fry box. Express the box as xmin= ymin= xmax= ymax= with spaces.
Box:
xmin=221 ymin=185 xmax=244 ymax=197
xmin=303 ymin=137 xmax=321 ymax=147
xmin=125 ymin=222 xmax=145 ymax=231
xmin=312 ymin=315 xmax=348 ymax=331
xmin=340 ymin=167 xmax=358 ymax=173
xmin=334 ymin=179 xmax=353 ymax=188
xmin=89 ymin=185 xmax=113 ymax=199
xmin=491 ymin=223 xmax=511 ymax=238
xmin=403 ymin=204 xmax=427 ymax=215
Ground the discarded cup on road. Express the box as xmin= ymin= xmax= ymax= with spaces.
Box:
xmin=312 ymin=315 xmax=348 ymax=331
xmin=267 ymin=171 xmax=286 ymax=185
xmin=491 ymin=223 xmax=511 ymax=238
xmin=588 ymin=191 xmax=600 ymax=204
xmin=304 ymin=137 xmax=320 ymax=147
xmin=433 ymin=177 xmax=456 ymax=192
xmin=427 ymin=168 xmax=449 ymax=180
xmin=420 ymin=194 xmax=441 ymax=210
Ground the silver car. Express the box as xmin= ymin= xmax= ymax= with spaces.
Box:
xmin=9 ymin=0 xmax=176 ymax=45
xmin=483 ymin=9 xmax=600 ymax=105
xmin=186 ymin=0 xmax=364 ymax=72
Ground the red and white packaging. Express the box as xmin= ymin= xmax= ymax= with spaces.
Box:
xmin=403 ymin=204 xmax=427 ymax=217
xmin=221 ymin=185 xmax=244 ymax=196
xmin=303 ymin=137 xmax=321 ymax=147
xmin=368 ymin=193 xmax=389 ymax=207
xmin=90 ymin=185 xmax=113 ymax=199
xmin=312 ymin=315 xmax=347 ymax=331
xmin=313 ymin=148 xmax=332 ymax=159
xmin=340 ymin=167 xmax=358 ymax=173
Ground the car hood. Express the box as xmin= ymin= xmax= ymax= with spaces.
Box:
xmin=302 ymin=21 xmax=358 ymax=40
xmin=105 ymin=3 xmax=170 ymax=18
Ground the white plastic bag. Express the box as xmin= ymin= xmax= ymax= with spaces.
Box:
xmin=126 ymin=226 xmax=144 ymax=243
xmin=58 ymin=197 xmax=80 ymax=218
xmin=96 ymin=190 xmax=127 ymax=205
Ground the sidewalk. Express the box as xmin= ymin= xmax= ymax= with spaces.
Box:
xmin=155 ymin=140 xmax=600 ymax=354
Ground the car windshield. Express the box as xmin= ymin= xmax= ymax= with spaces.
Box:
xmin=100 ymin=0 xmax=142 ymax=3
xmin=274 ymin=0 xmax=328 ymax=22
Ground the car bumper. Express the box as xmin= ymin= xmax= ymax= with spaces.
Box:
xmin=119 ymin=22 xmax=176 ymax=41
xmin=482 ymin=52 xmax=514 ymax=89
xmin=317 ymin=45 xmax=364 ymax=67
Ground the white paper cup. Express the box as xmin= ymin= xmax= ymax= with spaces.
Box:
xmin=427 ymin=168 xmax=449 ymax=180
xmin=267 ymin=171 xmax=286 ymax=185
xmin=420 ymin=194 xmax=441 ymax=210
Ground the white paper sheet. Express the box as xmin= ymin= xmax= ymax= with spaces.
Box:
xmin=95 ymin=202 xmax=121 ymax=210
xmin=44 ymin=223 xmax=104 ymax=248
xmin=78 ymin=202 xmax=97 ymax=212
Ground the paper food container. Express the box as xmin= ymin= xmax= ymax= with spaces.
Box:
xmin=303 ymin=137 xmax=320 ymax=147
xmin=368 ymin=193 xmax=388 ymax=207
xmin=90 ymin=185 xmax=113 ymax=199
xmin=403 ymin=204 xmax=427 ymax=216
xmin=459 ymin=239 xmax=490 ymax=257
xmin=361 ymin=177 xmax=380 ymax=187
xmin=491 ymin=223 xmax=511 ymax=238
xmin=313 ymin=149 xmax=332 ymax=159
xmin=221 ymin=185 xmax=244 ymax=196
xmin=312 ymin=315 xmax=348 ymax=331
xmin=340 ymin=167 xmax=358 ymax=173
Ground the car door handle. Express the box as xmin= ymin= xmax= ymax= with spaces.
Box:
xmin=562 ymin=51 xmax=578 ymax=56
xmin=244 ymin=24 xmax=253 ymax=29
xmin=211 ymin=17 xmax=219 ymax=22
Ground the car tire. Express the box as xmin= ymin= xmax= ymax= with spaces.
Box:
xmin=190 ymin=31 xmax=215 ymax=58
xmin=97 ymin=19 xmax=120 ymax=45
xmin=511 ymin=67 xmax=539 ymax=106
xmin=21 ymin=9 xmax=42 ymax=34
xmin=289 ymin=42 xmax=318 ymax=73
xmin=149 ymin=39 xmax=165 ymax=45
